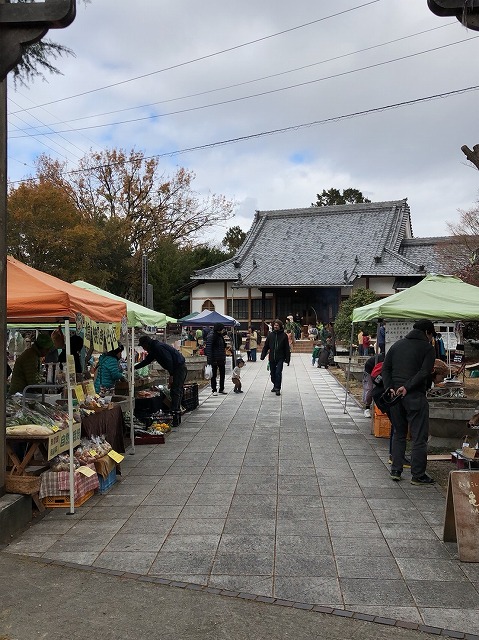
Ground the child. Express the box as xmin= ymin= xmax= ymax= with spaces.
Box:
xmin=312 ymin=343 xmax=321 ymax=366
xmin=232 ymin=358 xmax=245 ymax=393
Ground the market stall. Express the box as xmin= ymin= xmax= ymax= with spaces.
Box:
xmin=71 ymin=280 xmax=177 ymax=451
xmin=5 ymin=256 xmax=128 ymax=513
xmin=344 ymin=273 xmax=479 ymax=410
xmin=179 ymin=309 xmax=240 ymax=357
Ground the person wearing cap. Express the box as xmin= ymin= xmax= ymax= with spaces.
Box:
xmin=94 ymin=344 xmax=126 ymax=394
xmin=9 ymin=332 xmax=54 ymax=395
xmin=382 ymin=319 xmax=436 ymax=485
xmin=134 ymin=336 xmax=187 ymax=426
xmin=205 ymin=323 xmax=227 ymax=396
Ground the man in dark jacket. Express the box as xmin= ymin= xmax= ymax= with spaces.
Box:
xmin=135 ymin=335 xmax=187 ymax=426
xmin=382 ymin=319 xmax=436 ymax=485
xmin=205 ymin=323 xmax=227 ymax=396
xmin=260 ymin=319 xmax=291 ymax=396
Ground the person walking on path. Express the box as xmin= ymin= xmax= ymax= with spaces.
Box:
xmin=135 ymin=335 xmax=187 ymax=427
xmin=231 ymin=358 xmax=245 ymax=392
xmin=377 ymin=319 xmax=386 ymax=354
xmin=381 ymin=319 xmax=436 ymax=485
xmin=247 ymin=326 xmax=258 ymax=362
xmin=260 ymin=319 xmax=291 ymax=396
xmin=205 ymin=323 xmax=227 ymax=396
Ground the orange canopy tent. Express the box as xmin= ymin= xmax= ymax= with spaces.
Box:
xmin=7 ymin=256 xmax=127 ymax=323
xmin=5 ymin=256 xmax=128 ymax=513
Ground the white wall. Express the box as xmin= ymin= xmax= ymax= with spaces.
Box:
xmin=352 ymin=277 xmax=396 ymax=296
xmin=191 ymin=282 xmax=226 ymax=314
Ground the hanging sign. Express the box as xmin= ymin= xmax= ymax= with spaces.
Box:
xmin=74 ymin=385 xmax=85 ymax=402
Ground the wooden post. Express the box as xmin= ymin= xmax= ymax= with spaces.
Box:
xmin=0 ymin=0 xmax=76 ymax=498
xmin=0 ymin=78 xmax=5 ymax=496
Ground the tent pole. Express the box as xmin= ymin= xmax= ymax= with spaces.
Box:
xmin=65 ymin=319 xmax=75 ymax=515
xmin=343 ymin=322 xmax=355 ymax=413
xmin=129 ymin=326 xmax=135 ymax=454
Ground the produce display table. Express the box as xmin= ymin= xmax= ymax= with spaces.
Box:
xmin=5 ymin=424 xmax=82 ymax=511
xmin=81 ymin=404 xmax=125 ymax=453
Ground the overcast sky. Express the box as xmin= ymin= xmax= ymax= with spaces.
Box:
xmin=6 ymin=0 xmax=479 ymax=244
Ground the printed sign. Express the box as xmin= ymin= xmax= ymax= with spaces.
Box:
xmin=47 ymin=424 xmax=81 ymax=460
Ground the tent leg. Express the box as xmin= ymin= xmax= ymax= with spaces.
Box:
xmin=343 ymin=323 xmax=355 ymax=414
xmin=129 ymin=326 xmax=135 ymax=454
xmin=65 ymin=319 xmax=75 ymax=515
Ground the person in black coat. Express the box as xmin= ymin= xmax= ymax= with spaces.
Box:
xmin=135 ymin=335 xmax=187 ymax=426
xmin=260 ymin=319 xmax=291 ymax=396
xmin=205 ymin=323 xmax=227 ymax=395
xmin=382 ymin=319 xmax=436 ymax=485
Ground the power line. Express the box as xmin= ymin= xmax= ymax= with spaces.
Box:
xmin=8 ymin=83 xmax=479 ymax=185
xmin=10 ymin=35 xmax=478 ymax=138
xmin=10 ymin=0 xmax=383 ymax=114
xmin=12 ymin=23 xmax=456 ymax=129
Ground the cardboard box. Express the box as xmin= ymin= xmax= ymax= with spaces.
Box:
xmin=373 ymin=411 xmax=391 ymax=438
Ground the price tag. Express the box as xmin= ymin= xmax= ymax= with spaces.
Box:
xmin=108 ymin=450 xmax=124 ymax=463
xmin=77 ymin=465 xmax=96 ymax=477
xmin=51 ymin=425 xmax=60 ymax=433
xmin=74 ymin=385 xmax=85 ymax=402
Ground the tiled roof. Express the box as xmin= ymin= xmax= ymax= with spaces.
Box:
xmin=193 ymin=200 xmax=453 ymax=287
xmin=399 ymin=237 xmax=469 ymax=274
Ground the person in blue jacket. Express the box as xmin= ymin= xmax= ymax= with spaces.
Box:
xmin=94 ymin=344 xmax=125 ymax=394
xmin=134 ymin=335 xmax=187 ymax=426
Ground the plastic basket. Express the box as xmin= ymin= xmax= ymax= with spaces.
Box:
xmin=42 ymin=489 xmax=94 ymax=509
xmin=97 ymin=468 xmax=117 ymax=494
xmin=182 ymin=383 xmax=199 ymax=411
xmin=134 ymin=433 xmax=166 ymax=445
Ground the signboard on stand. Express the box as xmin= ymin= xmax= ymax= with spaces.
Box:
xmin=443 ymin=470 xmax=479 ymax=562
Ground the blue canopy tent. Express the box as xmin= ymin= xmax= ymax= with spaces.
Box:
xmin=179 ymin=310 xmax=239 ymax=327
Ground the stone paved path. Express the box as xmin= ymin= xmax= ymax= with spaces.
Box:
xmin=4 ymin=354 xmax=479 ymax=636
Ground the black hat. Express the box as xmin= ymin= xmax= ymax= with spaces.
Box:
xmin=138 ymin=335 xmax=150 ymax=348
xmin=214 ymin=323 xmax=224 ymax=332
xmin=413 ymin=319 xmax=436 ymax=335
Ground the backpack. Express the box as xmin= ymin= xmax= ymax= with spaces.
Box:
xmin=371 ymin=361 xmax=383 ymax=386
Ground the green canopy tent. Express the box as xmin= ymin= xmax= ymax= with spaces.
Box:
xmin=177 ymin=311 xmax=199 ymax=323
xmin=71 ymin=281 xmax=176 ymax=328
xmin=72 ymin=281 xmax=177 ymax=452
xmin=352 ymin=274 xmax=479 ymax=322
xmin=344 ymin=274 xmax=479 ymax=411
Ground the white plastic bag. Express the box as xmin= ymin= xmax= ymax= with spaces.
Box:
xmin=204 ymin=364 xmax=213 ymax=380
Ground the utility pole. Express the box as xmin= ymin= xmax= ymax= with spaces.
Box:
xmin=0 ymin=0 xmax=76 ymax=496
